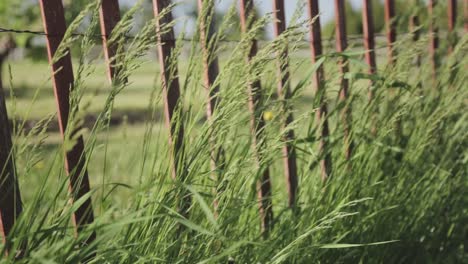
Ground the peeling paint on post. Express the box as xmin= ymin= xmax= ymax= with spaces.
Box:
xmin=307 ymin=0 xmax=332 ymax=181
xmin=239 ymin=0 xmax=274 ymax=236
xmin=272 ymin=0 xmax=299 ymax=208
xmin=38 ymin=0 xmax=96 ymax=251
xmin=99 ymin=0 xmax=122 ymax=83
xmin=197 ymin=0 xmax=225 ymax=213
xmin=334 ymin=0 xmax=353 ymax=161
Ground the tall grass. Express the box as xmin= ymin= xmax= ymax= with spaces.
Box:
xmin=1 ymin=1 xmax=466 ymax=263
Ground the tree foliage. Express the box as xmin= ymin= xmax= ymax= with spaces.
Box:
xmin=321 ymin=0 xmax=464 ymax=39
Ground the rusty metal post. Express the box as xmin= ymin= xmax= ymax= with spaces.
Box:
xmin=272 ymin=0 xmax=299 ymax=208
xmin=307 ymin=0 xmax=332 ymax=181
xmin=99 ymin=0 xmax=122 ymax=83
xmin=334 ymin=0 xmax=353 ymax=161
xmin=362 ymin=0 xmax=377 ymax=101
xmin=197 ymin=0 xmax=225 ymax=212
xmin=153 ymin=0 xmax=188 ymax=215
xmin=465 ymin=0 xmax=468 ymax=32
xmin=39 ymin=0 xmax=95 ymax=248
xmin=239 ymin=0 xmax=274 ymax=235
xmin=0 ymin=79 xmax=22 ymax=256
xmin=384 ymin=0 xmax=396 ymax=65
xmin=409 ymin=1 xmax=421 ymax=66
xmin=447 ymin=0 xmax=456 ymax=54
xmin=428 ymin=0 xmax=438 ymax=80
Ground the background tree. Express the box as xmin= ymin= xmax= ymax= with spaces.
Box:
xmin=322 ymin=0 xmax=464 ymax=39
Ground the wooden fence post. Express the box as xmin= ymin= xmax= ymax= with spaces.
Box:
xmin=409 ymin=0 xmax=421 ymax=66
xmin=0 ymin=74 xmax=22 ymax=256
xmin=239 ymin=0 xmax=274 ymax=236
xmin=307 ymin=0 xmax=332 ymax=181
xmin=153 ymin=0 xmax=189 ymax=215
xmin=428 ymin=0 xmax=439 ymax=81
xmin=38 ymin=0 xmax=96 ymax=249
xmin=197 ymin=0 xmax=225 ymax=213
xmin=384 ymin=0 xmax=396 ymax=65
xmin=362 ymin=0 xmax=377 ymax=101
xmin=99 ymin=0 xmax=122 ymax=83
xmin=465 ymin=0 xmax=468 ymax=32
xmin=272 ymin=0 xmax=299 ymax=208
xmin=447 ymin=0 xmax=457 ymax=54
xmin=334 ymin=0 xmax=353 ymax=161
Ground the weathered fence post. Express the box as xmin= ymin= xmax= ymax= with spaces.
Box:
xmin=0 ymin=67 xmax=22 ymax=256
xmin=334 ymin=0 xmax=353 ymax=161
xmin=409 ymin=0 xmax=421 ymax=66
xmin=272 ymin=0 xmax=298 ymax=208
xmin=307 ymin=0 xmax=332 ymax=181
xmin=384 ymin=0 xmax=396 ymax=65
xmin=99 ymin=0 xmax=122 ymax=83
xmin=239 ymin=0 xmax=274 ymax=236
xmin=197 ymin=0 xmax=225 ymax=213
xmin=428 ymin=0 xmax=438 ymax=80
xmin=362 ymin=0 xmax=377 ymax=101
xmin=153 ymin=0 xmax=189 ymax=215
xmin=465 ymin=0 xmax=468 ymax=32
xmin=39 ymin=0 xmax=96 ymax=249
xmin=447 ymin=0 xmax=457 ymax=54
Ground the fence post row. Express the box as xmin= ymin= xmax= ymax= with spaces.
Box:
xmin=99 ymin=0 xmax=122 ymax=83
xmin=0 ymin=71 xmax=22 ymax=256
xmin=239 ymin=0 xmax=274 ymax=236
xmin=197 ymin=0 xmax=226 ymax=213
xmin=1 ymin=0 xmax=464 ymax=258
xmin=334 ymin=0 xmax=353 ymax=161
xmin=307 ymin=0 xmax=332 ymax=181
xmin=38 ymin=0 xmax=95 ymax=246
xmin=152 ymin=0 xmax=189 ymax=216
xmin=272 ymin=0 xmax=299 ymax=208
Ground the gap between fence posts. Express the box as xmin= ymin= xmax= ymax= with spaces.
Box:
xmin=153 ymin=0 xmax=189 ymax=217
xmin=307 ymin=0 xmax=332 ymax=182
xmin=239 ymin=0 xmax=274 ymax=236
xmin=197 ymin=0 xmax=225 ymax=215
xmin=334 ymin=0 xmax=353 ymax=161
xmin=272 ymin=0 xmax=299 ymax=209
xmin=38 ymin=0 xmax=96 ymax=254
